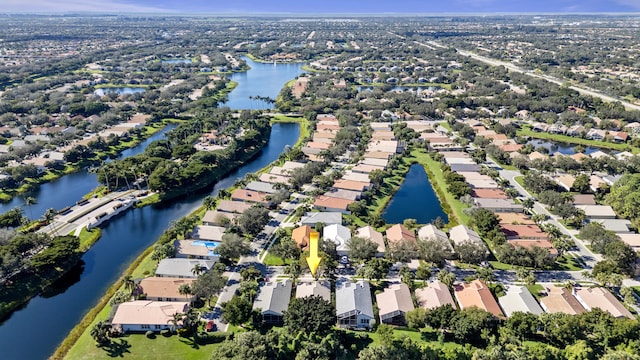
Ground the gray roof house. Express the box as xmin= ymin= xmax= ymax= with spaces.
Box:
xmin=155 ymin=258 xmax=216 ymax=278
xmin=376 ymin=283 xmax=415 ymax=325
xmin=191 ymin=225 xmax=226 ymax=242
xmin=295 ymin=281 xmax=331 ymax=302
xmin=246 ymin=181 xmax=278 ymax=194
xmin=418 ymin=224 xmax=455 ymax=253
xmin=300 ymin=212 xmax=342 ymax=226
xmin=336 ymin=280 xmax=374 ymax=329
xmin=474 ymin=198 xmax=523 ymax=213
xmin=253 ymin=280 xmax=293 ymax=324
xmin=498 ymin=286 xmax=544 ymax=317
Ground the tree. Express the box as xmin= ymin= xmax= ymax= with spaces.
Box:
xmin=516 ymin=268 xmax=537 ymax=286
xmin=191 ymin=270 xmax=226 ymax=307
xmin=216 ymin=233 xmax=252 ymax=260
xmin=178 ymin=283 xmax=193 ymax=301
xmin=503 ymin=312 xmax=540 ymax=341
xmin=238 ymin=206 xmax=270 ymax=236
xmin=437 ymin=269 xmax=456 ymax=289
xmin=359 ymin=258 xmax=390 ymax=281
xmin=346 ymin=236 xmax=378 ymax=263
xmin=240 ymin=266 xmax=263 ymax=282
xmin=122 ymin=275 xmax=136 ymax=296
xmin=210 ymin=331 xmax=271 ymax=360
xmin=221 ymin=295 xmax=253 ymax=326
xmin=203 ymin=195 xmax=216 ymax=210
xmin=450 ymin=307 xmax=499 ymax=345
xmin=399 ymin=265 xmax=415 ymax=290
xmin=455 ymin=241 xmax=488 ymax=264
xmin=571 ymin=174 xmax=591 ymax=194
xmin=90 ymin=321 xmax=111 ymax=346
xmin=270 ymin=236 xmax=301 ymax=261
xmin=469 ymin=208 xmax=500 ymax=236
xmin=415 ymin=263 xmax=432 ymax=281
xmin=283 ymin=295 xmax=336 ymax=337
xmin=389 ymin=239 xmax=419 ymax=263
xmin=604 ymin=241 xmax=638 ymax=276
xmin=24 ymin=197 xmax=36 ymax=219
xmin=191 ymin=264 xmax=206 ymax=277
xmin=417 ymin=238 xmax=453 ymax=267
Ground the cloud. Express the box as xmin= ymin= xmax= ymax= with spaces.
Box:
xmin=614 ymin=0 xmax=640 ymax=9
xmin=2 ymin=0 xmax=168 ymax=13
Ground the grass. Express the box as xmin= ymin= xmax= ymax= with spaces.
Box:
xmin=78 ymin=228 xmax=102 ymax=251
xmin=526 ymin=284 xmax=545 ymax=300
xmin=518 ymin=127 xmax=635 ymax=153
xmin=553 ymin=254 xmax=585 ymax=271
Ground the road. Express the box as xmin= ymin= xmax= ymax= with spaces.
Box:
xmin=416 ymin=40 xmax=640 ymax=112
xmin=485 ymin=157 xmax=602 ymax=269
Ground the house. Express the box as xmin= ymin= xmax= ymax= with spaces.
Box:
xmin=574 ymin=287 xmax=634 ymax=319
xmin=508 ymin=239 xmax=558 ymax=256
xmin=361 ymin=158 xmax=389 ymax=167
xmin=174 ymin=240 xmax=220 ymax=261
xmin=415 ymin=281 xmax=457 ymax=310
xmin=498 ymin=286 xmax=544 ymax=317
xmin=471 ymin=188 xmax=508 ymax=199
xmin=618 ymin=233 xmax=640 ymax=252
xmin=454 ymin=279 xmax=503 ymax=317
xmin=324 ymin=224 xmax=351 ymax=256
xmin=566 ymin=125 xmax=585 ymax=137
xmin=259 ymin=173 xmax=290 ymax=185
xmin=292 ymin=225 xmax=312 ymax=251
xmin=572 ymin=194 xmax=596 ymax=206
xmin=554 ymin=174 xmax=576 ymax=191
xmin=417 ymin=224 xmax=454 ymax=253
xmin=253 ymin=280 xmax=293 ymax=324
xmin=300 ymin=212 xmax=342 ymax=227
xmin=342 ymin=171 xmax=373 ymax=183
xmin=352 ymin=164 xmax=385 ymax=174
xmin=155 ymin=259 xmax=216 ymax=278
xmin=590 ymin=150 xmax=611 ymax=160
xmin=314 ymin=196 xmax=354 ymax=214
xmin=386 ymin=224 xmax=416 ymax=245
xmin=376 ymin=283 xmax=415 ymax=325
xmin=355 ymin=226 xmax=386 ymax=257
xmin=245 ymin=181 xmax=278 ymax=194
xmin=333 ymin=179 xmax=370 ymax=192
xmin=575 ymin=205 xmax=617 ymax=219
xmin=296 ymin=281 xmax=331 ymax=302
xmin=336 ymin=280 xmax=375 ymax=329
xmin=230 ymin=189 xmax=270 ymax=205
xmin=540 ymin=286 xmax=585 ymax=315
xmin=202 ymin=210 xmax=238 ymax=226
xmin=448 ymin=225 xmax=484 ymax=246
xmin=191 ymin=225 xmax=226 ymax=242
xmin=111 ymin=301 xmax=189 ymax=333
xmin=465 ymin=177 xmax=499 ymax=189
xmin=500 ymin=224 xmax=549 ymax=240
xmin=474 ymin=199 xmax=523 ymax=213
xmin=216 ymin=200 xmax=253 ymax=214
xmin=324 ymin=189 xmax=361 ymax=201
xmin=586 ymin=128 xmax=606 ymax=140
xmin=498 ymin=212 xmax=536 ymax=225
xmin=591 ymin=219 xmax=632 ymax=233
xmin=139 ymin=277 xmax=196 ymax=302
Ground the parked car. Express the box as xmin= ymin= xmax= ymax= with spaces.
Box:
xmin=206 ymin=321 xmax=217 ymax=332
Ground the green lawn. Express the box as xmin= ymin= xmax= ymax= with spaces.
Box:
xmin=553 ymin=254 xmax=585 ymax=271
xmin=65 ymin=331 xmax=220 ymax=360
xmin=526 ymin=284 xmax=545 ymax=300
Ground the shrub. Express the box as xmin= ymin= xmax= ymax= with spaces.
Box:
xmin=160 ymin=329 xmax=171 ymax=337
xmin=145 ymin=330 xmax=155 ymax=339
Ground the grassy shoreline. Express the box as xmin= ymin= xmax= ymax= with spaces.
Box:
xmin=54 ymin=116 xmax=307 ymax=360
xmin=518 ymin=127 xmax=636 ymax=153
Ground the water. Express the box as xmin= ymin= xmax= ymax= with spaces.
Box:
xmin=94 ymin=87 xmax=147 ymax=96
xmin=357 ymin=85 xmax=443 ymax=93
xmin=526 ymin=139 xmax=605 ymax=155
xmin=225 ymin=57 xmax=305 ymax=110
xmin=0 ymin=124 xmax=176 ymax=220
xmin=382 ymin=164 xmax=448 ymax=225
xmin=0 ymin=123 xmax=299 ymax=360
xmin=162 ymin=59 xmax=192 ymax=64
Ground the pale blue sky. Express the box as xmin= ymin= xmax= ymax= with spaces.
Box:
xmin=3 ymin=0 xmax=640 ymax=13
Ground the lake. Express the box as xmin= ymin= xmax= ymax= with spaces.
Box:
xmin=162 ymin=59 xmax=192 ymax=64
xmin=526 ymin=138 xmax=606 ymax=155
xmin=382 ymin=164 xmax=448 ymax=225
xmin=0 ymin=124 xmax=177 ymax=220
xmin=0 ymin=123 xmax=300 ymax=360
xmin=226 ymin=57 xmax=305 ymax=110
xmin=94 ymin=87 xmax=147 ymax=96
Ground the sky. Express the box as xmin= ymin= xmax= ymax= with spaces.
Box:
xmin=4 ymin=0 xmax=640 ymax=14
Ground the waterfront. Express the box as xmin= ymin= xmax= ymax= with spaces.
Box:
xmin=93 ymin=87 xmax=147 ymax=96
xmin=382 ymin=163 xmax=448 ymax=225
xmin=0 ymin=124 xmax=177 ymax=220
xmin=0 ymin=122 xmax=299 ymax=360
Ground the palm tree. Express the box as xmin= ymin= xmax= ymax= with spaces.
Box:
xmin=191 ymin=264 xmax=205 ymax=277
xmin=168 ymin=312 xmax=183 ymax=333
xmin=44 ymin=208 xmax=57 ymax=236
xmin=178 ymin=284 xmax=193 ymax=302
xmin=122 ymin=275 xmax=136 ymax=298
xmin=90 ymin=321 xmax=110 ymax=346
xmin=24 ymin=196 xmax=36 ymax=219
xmin=203 ymin=195 xmax=216 ymax=211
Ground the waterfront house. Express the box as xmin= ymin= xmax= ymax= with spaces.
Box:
xmin=191 ymin=225 xmax=226 ymax=242
xmin=230 ymin=189 xmax=270 ymax=205
xmin=376 ymin=283 xmax=415 ymax=325
xmin=386 ymin=224 xmax=417 ymax=245
xmin=155 ymin=259 xmax=216 ymax=278
xmin=336 ymin=280 xmax=374 ymax=329
xmin=314 ymin=195 xmax=354 ymax=214
xmin=111 ymin=301 xmax=188 ymax=333
xmin=216 ymin=200 xmax=253 ymax=214
xmin=253 ymin=280 xmax=293 ymax=324
xmin=139 ymin=277 xmax=196 ymax=302
xmin=474 ymin=198 xmax=523 ymax=213
xmin=417 ymin=224 xmax=454 ymax=253
xmin=300 ymin=212 xmax=342 ymax=227
xmin=448 ymin=225 xmax=484 ymax=246
xmin=174 ymin=240 xmax=220 ymax=261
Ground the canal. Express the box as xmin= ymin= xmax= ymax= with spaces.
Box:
xmin=0 ymin=124 xmax=178 ymax=220
xmin=382 ymin=164 xmax=448 ymax=225
xmin=0 ymin=123 xmax=299 ymax=360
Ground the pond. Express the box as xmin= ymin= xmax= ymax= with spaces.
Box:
xmin=357 ymin=85 xmax=444 ymax=93
xmin=225 ymin=57 xmax=305 ymax=110
xmin=382 ymin=164 xmax=448 ymax=225
xmin=526 ymin=138 xmax=607 ymax=156
xmin=94 ymin=87 xmax=146 ymax=96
